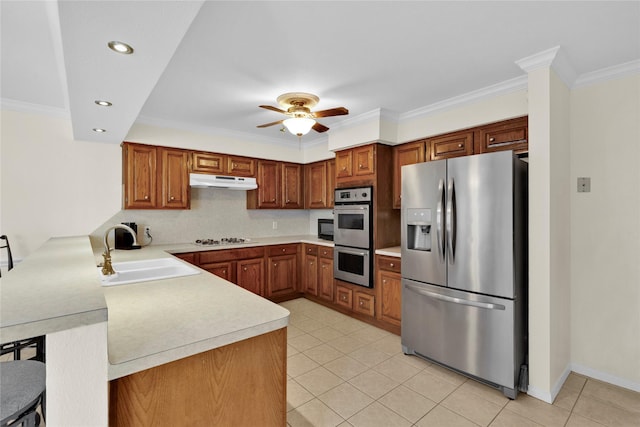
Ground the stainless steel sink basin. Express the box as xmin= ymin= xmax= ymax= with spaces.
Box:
xmin=98 ymin=257 xmax=200 ymax=286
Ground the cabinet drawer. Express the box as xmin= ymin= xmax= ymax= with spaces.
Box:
xmin=228 ymin=156 xmax=255 ymax=177
xmin=318 ymin=247 xmax=333 ymax=259
xmin=174 ymin=252 xmax=197 ymax=265
xmin=354 ymin=292 xmax=375 ymax=317
xmin=377 ymin=255 xmax=401 ymax=273
xmin=192 ymin=152 xmax=226 ymax=174
xmin=304 ymin=244 xmax=318 ymax=256
xmin=268 ymin=244 xmax=299 ymax=256
xmin=335 ymin=285 xmax=353 ymax=309
xmin=430 ymin=131 xmax=474 ymax=160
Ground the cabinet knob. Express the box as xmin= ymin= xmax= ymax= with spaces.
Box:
xmin=233 ymin=163 xmax=237 ymax=168
xmin=243 ymin=267 xmax=247 ymax=272
xmin=170 ymin=196 xmax=175 ymax=201
xmin=342 ymin=166 xmax=347 ymax=171
xmin=144 ymin=195 xmax=149 ymax=200
xmin=282 ymin=248 xmax=286 ymax=252
xmin=222 ymin=270 xmax=226 ymax=274
xmin=322 ymin=265 xmax=326 ymax=269
xmin=286 ymin=199 xmax=290 ymax=203
xmin=458 ymin=144 xmax=464 ymax=148
xmin=271 ymin=198 xmax=276 ymax=202
xmin=359 ymin=301 xmax=364 ymax=306
xmin=390 ymin=263 xmax=394 ymax=267
xmin=359 ymin=164 xmax=364 ymax=169
xmin=308 ymin=248 xmax=312 ymax=252
xmin=489 ymin=137 xmax=495 ymax=142
xmin=273 ymin=263 xmax=277 ymax=267
xmin=383 ymin=279 xmax=387 ymax=284
xmin=310 ymin=262 xmax=314 ymax=266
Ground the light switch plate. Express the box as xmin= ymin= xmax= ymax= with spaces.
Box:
xmin=577 ymin=177 xmax=591 ymax=192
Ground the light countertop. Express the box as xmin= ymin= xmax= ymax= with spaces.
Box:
xmin=375 ymin=246 xmax=401 ymax=257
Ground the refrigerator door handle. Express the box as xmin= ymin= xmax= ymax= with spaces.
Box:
xmin=446 ymin=178 xmax=456 ymax=262
xmin=436 ymin=179 xmax=446 ymax=262
xmin=406 ymin=283 xmax=506 ymax=310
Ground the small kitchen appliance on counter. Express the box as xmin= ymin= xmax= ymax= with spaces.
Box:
xmin=115 ymin=222 xmax=139 ymax=250
xmin=317 ymin=219 xmax=334 ymax=241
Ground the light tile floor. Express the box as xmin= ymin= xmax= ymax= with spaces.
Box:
xmin=281 ymin=298 xmax=640 ymax=427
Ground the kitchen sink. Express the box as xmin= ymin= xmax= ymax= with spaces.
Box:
xmin=98 ymin=257 xmax=200 ymax=286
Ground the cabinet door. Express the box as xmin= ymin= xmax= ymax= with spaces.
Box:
xmin=237 ymin=258 xmax=264 ymax=296
xmin=306 ymin=162 xmax=328 ymax=209
xmin=335 ymin=150 xmax=353 ymax=178
xmin=303 ymin=253 xmax=318 ymax=296
xmin=429 ymin=130 xmax=474 ymax=161
xmin=267 ymin=254 xmax=298 ymax=298
xmin=228 ymin=156 xmax=256 ymax=177
xmin=175 ymin=252 xmax=196 ymax=265
xmin=124 ymin=144 xmax=157 ymax=209
xmin=327 ymin=159 xmax=336 ymax=208
xmin=475 ymin=116 xmax=528 ymax=155
xmin=378 ymin=270 xmax=402 ymax=326
xmin=335 ymin=285 xmax=353 ymax=309
xmin=354 ymin=292 xmax=375 ymax=317
xmin=192 ymin=152 xmax=226 ymax=174
xmin=353 ymin=145 xmax=375 ymax=176
xmin=282 ymin=163 xmax=303 ymax=209
xmin=257 ymin=160 xmax=281 ymax=208
xmin=205 ymin=261 xmax=234 ymax=282
xmin=393 ymin=140 xmax=426 ymax=209
xmin=318 ymin=257 xmax=334 ymax=302
xmin=159 ymin=148 xmax=190 ymax=209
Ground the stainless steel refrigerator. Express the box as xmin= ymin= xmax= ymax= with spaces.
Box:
xmin=401 ymin=150 xmax=528 ymax=399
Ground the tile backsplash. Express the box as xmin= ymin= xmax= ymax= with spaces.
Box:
xmin=91 ymin=187 xmax=333 ymax=247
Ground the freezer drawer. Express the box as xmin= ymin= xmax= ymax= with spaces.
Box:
xmin=401 ymin=278 xmax=520 ymax=393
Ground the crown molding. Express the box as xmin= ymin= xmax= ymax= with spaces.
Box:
xmin=573 ymin=59 xmax=640 ymax=88
xmin=1 ymin=98 xmax=69 ymax=118
xmin=515 ymin=45 xmax=577 ymax=87
xmin=399 ymin=75 xmax=528 ymax=122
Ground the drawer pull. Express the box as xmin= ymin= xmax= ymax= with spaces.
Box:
xmin=389 ymin=263 xmax=394 ymax=267
xmin=342 ymin=166 xmax=347 ymax=171
xmin=359 ymin=164 xmax=364 ymax=169
xmin=489 ymin=137 xmax=495 ymax=142
xmin=359 ymin=301 xmax=364 ymax=306
xmin=170 ymin=196 xmax=175 ymax=201
xmin=144 ymin=195 xmax=149 ymax=200
xmin=282 ymin=248 xmax=286 ymax=252
xmin=243 ymin=267 xmax=247 ymax=272
xmin=383 ymin=279 xmax=387 ymax=284
xmin=458 ymin=144 xmax=464 ymax=148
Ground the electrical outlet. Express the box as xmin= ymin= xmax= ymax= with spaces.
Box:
xmin=272 ymin=221 xmax=278 ymax=230
xmin=144 ymin=226 xmax=151 ymax=236
xmin=577 ymin=177 xmax=591 ymax=193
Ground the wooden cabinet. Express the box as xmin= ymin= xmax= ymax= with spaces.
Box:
xmin=304 ymin=160 xmax=336 ymax=209
xmin=266 ymin=244 xmax=299 ymax=299
xmin=237 ymin=258 xmax=264 ymax=296
xmin=123 ymin=142 xmax=189 ymax=210
xmin=302 ymin=245 xmax=319 ymax=296
xmin=247 ymin=161 xmax=303 ymax=209
xmin=191 ymin=152 xmax=256 ymax=177
xmin=334 ymin=283 xmax=375 ymax=318
xmin=354 ymin=292 xmax=375 ymax=317
xmin=335 ymin=285 xmax=352 ymax=309
xmin=475 ymin=116 xmax=528 ymax=155
xmin=393 ymin=140 xmax=427 ymax=209
xmin=376 ymin=255 xmax=402 ymax=328
xmin=335 ymin=144 xmax=376 ymax=185
xmin=206 ymin=262 xmax=233 ymax=281
xmin=429 ymin=130 xmax=474 ymax=161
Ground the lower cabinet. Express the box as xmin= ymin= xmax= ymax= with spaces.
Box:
xmin=335 ymin=283 xmax=376 ymax=318
xmin=302 ymin=245 xmax=319 ymax=296
xmin=318 ymin=249 xmax=334 ymax=302
xmin=266 ymin=244 xmax=299 ymax=299
xmin=237 ymin=258 xmax=264 ymax=296
xmin=375 ymin=255 xmax=402 ymax=328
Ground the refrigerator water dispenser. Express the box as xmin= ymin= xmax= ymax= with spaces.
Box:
xmin=406 ymin=208 xmax=432 ymax=251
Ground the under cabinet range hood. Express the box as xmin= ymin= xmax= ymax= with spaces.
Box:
xmin=189 ymin=173 xmax=257 ymax=190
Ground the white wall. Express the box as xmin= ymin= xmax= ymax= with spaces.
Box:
xmin=570 ymin=74 xmax=640 ymax=389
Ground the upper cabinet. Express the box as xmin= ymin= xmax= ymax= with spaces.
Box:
xmin=474 ymin=116 xmax=528 ymax=155
xmin=304 ymin=159 xmax=335 ymax=209
xmin=392 ymin=140 xmax=426 ymax=209
xmin=428 ymin=130 xmax=474 ymax=161
xmin=247 ymin=160 xmax=303 ymax=209
xmin=191 ymin=152 xmax=256 ymax=177
xmin=123 ymin=142 xmax=189 ymax=210
xmin=335 ymin=144 xmax=378 ymax=187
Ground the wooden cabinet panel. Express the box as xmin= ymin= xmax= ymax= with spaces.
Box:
xmin=335 ymin=150 xmax=353 ymax=178
xmin=282 ymin=163 xmax=303 ymax=209
xmin=198 ymin=247 xmax=265 ymax=264
xmin=353 ymin=145 xmax=375 ymax=176
xmin=205 ymin=261 xmax=234 ymax=282
xmin=475 ymin=116 xmax=528 ymax=155
xmin=318 ymin=246 xmax=333 ymax=259
xmin=335 ymin=285 xmax=353 ymax=309
xmin=429 ymin=130 xmax=474 ymax=161
xmin=124 ymin=143 xmax=157 ymax=209
xmin=377 ymin=255 xmax=401 ymax=274
xmin=191 ymin=152 xmax=226 ymax=174
xmin=318 ymin=257 xmax=334 ymax=302
xmin=175 ymin=252 xmax=196 ymax=265
xmin=255 ymin=160 xmax=280 ymax=208
xmin=303 ymin=253 xmax=318 ymax=296
xmin=378 ymin=271 xmax=401 ymax=326
xmin=237 ymin=258 xmax=264 ymax=296
xmin=327 ymin=159 xmax=336 ymax=208
xmin=393 ymin=140 xmax=426 ymax=209
xmin=159 ymin=148 xmax=190 ymax=209
xmin=354 ymin=292 xmax=375 ymax=317
xmin=305 ymin=162 xmax=328 ymax=209
xmin=228 ymin=156 xmax=255 ymax=177
xmin=267 ymin=254 xmax=298 ymax=298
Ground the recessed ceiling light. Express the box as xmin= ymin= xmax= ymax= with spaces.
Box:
xmin=93 ymin=128 xmax=107 ymax=133
xmin=107 ymin=41 xmax=134 ymax=54
xmin=95 ymin=100 xmax=112 ymax=107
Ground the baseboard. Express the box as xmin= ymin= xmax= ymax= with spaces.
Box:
xmin=527 ymin=364 xmax=571 ymax=404
xmin=571 ymin=363 xmax=640 ymax=393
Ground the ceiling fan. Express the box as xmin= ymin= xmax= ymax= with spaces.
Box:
xmin=257 ymin=92 xmax=348 ymax=136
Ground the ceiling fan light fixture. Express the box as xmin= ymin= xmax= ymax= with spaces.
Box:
xmin=283 ymin=118 xmax=315 ymax=136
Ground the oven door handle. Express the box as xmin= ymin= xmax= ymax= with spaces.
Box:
xmin=336 ymin=247 xmax=369 ymax=258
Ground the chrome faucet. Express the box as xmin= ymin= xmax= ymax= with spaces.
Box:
xmin=101 ymin=224 xmax=140 ymax=276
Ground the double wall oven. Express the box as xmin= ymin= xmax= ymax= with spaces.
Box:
xmin=333 ymin=186 xmax=373 ymax=288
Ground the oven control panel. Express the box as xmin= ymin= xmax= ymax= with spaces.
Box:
xmin=335 ymin=186 xmax=372 ymax=204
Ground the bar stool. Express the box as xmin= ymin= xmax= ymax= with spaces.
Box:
xmin=0 ymin=360 xmax=46 ymax=426
xmin=0 ymin=235 xmax=13 ymax=277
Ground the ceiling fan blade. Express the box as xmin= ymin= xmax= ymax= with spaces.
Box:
xmin=312 ymin=122 xmax=330 ymax=133
xmin=259 ymin=105 xmax=287 ymax=114
xmin=312 ymin=107 xmax=349 ymax=118
xmin=256 ymin=119 xmax=284 ymax=128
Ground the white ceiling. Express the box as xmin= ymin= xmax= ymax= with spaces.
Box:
xmin=1 ymin=1 xmax=639 ymax=147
